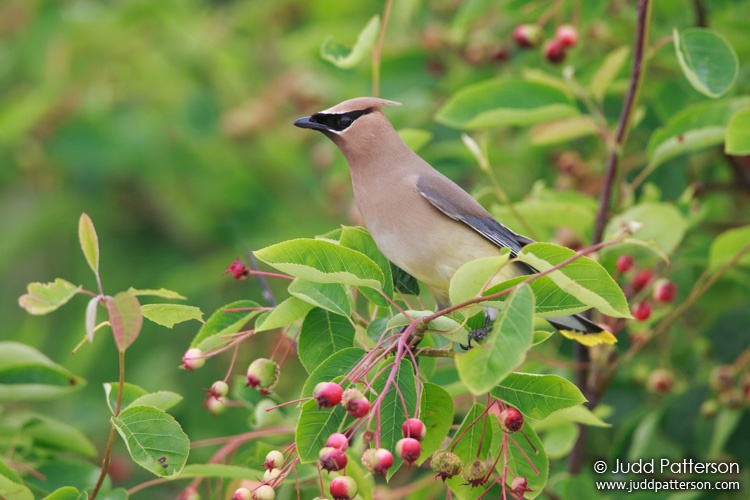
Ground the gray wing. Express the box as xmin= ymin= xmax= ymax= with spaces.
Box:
xmin=416 ymin=174 xmax=534 ymax=257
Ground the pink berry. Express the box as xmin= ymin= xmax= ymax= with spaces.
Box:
xmin=325 ymin=432 xmax=349 ymax=451
xmin=396 ymin=437 xmax=421 ymax=465
xmin=511 ymin=476 xmax=533 ymax=494
xmin=498 ymin=407 xmax=524 ymax=433
xmin=632 ymin=301 xmax=652 ymax=321
xmin=543 ymin=39 xmax=566 ymax=64
xmin=233 ymin=488 xmax=251 ymax=500
xmin=252 ymin=485 xmax=275 ymax=500
xmin=318 ymin=446 xmax=347 ymax=472
xmin=616 ymin=254 xmax=634 ymax=273
xmin=313 ymin=382 xmax=343 ymax=408
xmin=401 ymin=418 xmax=427 ymax=441
xmin=653 ymin=278 xmax=677 ymax=303
xmin=513 ymin=24 xmax=542 ymax=49
xmin=203 ymin=396 xmax=226 ymax=415
xmin=225 ymin=258 xmax=250 ymax=280
xmin=329 ymin=476 xmax=358 ymax=500
xmin=206 ymin=380 xmax=228 ymax=399
xmin=342 ymin=388 xmax=370 ymax=418
xmin=632 ymin=269 xmax=654 ymax=292
xmin=264 ymin=450 xmax=284 ymax=470
xmin=246 ymin=358 xmax=279 ymax=395
xmin=181 ymin=348 xmax=205 ymax=371
xmin=362 ymin=448 xmax=394 ymax=475
xmin=555 ymin=24 xmax=578 ymax=47
xmin=647 ymin=368 xmax=674 ymax=394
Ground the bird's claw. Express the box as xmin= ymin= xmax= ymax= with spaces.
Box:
xmin=459 ymin=313 xmax=493 ymax=350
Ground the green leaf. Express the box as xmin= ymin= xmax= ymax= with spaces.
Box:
xmin=295 ymin=399 xmax=348 ymax=462
xmin=18 ymin=278 xmax=82 ymax=315
xmin=647 ymin=97 xmax=750 ymax=168
xmin=386 ymin=310 xmax=468 ymax=343
xmin=709 ymin=225 xmax=750 ymax=271
xmin=416 ymin=383 xmax=454 ymax=466
xmin=490 ymin=372 xmax=586 ymax=420
xmin=725 ymin=108 xmax=750 ymax=155
xmin=0 ymin=341 xmax=86 ymax=400
xmin=540 ymin=405 xmax=612 ymax=428
xmin=298 ymin=308 xmax=355 ymax=373
xmin=456 ymin=286 xmax=535 ymax=394
xmin=112 ymin=405 xmax=189 ymax=478
xmin=517 ymin=242 xmax=631 ymax=318
xmin=141 ymin=304 xmax=204 ymax=328
xmin=485 ymin=274 xmax=590 ymax=318
xmin=436 ymin=79 xmax=579 ymax=130
xmin=533 ymin=330 xmax=554 ymax=345
xmin=449 ymin=253 xmax=511 ymax=306
xmin=373 ymin=359 xmax=418 ymax=479
xmin=529 ymin=116 xmax=599 ymax=145
xmin=127 ymin=287 xmax=187 ymax=300
xmin=288 ymin=279 xmax=351 ymax=317
xmin=339 ymin=226 xmax=393 ymax=307
xmin=498 ymin=421 xmax=549 ymax=498
xmin=674 ymin=28 xmax=738 ymax=98
xmin=130 ymin=391 xmax=183 ymax=412
xmin=320 ymin=15 xmax=380 ymax=69
xmin=255 ymin=238 xmax=385 ymax=289
xmin=104 ymin=382 xmax=147 ymax=415
xmin=397 ymin=128 xmax=432 ymax=152
xmin=300 ymin=348 xmax=366 ymax=398
xmin=178 ymin=464 xmax=265 ymax=479
xmin=78 ymin=213 xmax=99 ymax=274
xmin=255 ymin=296 xmax=313 ymax=333
xmin=190 ymin=300 xmax=261 ymax=351
xmin=709 ymin=408 xmax=742 ymax=458
xmin=606 ymin=202 xmax=687 ymax=256
xmin=446 ymin=404 xmax=491 ymax=497
xmin=42 ymin=487 xmax=85 ymax=500
xmin=0 ymin=473 xmax=34 ymax=500
xmin=589 ymin=45 xmax=630 ymax=103
xmin=391 ymin=263 xmax=420 ymax=296
xmin=105 ymin=291 xmax=143 ymax=352
xmin=22 ymin=413 xmax=97 ymax=457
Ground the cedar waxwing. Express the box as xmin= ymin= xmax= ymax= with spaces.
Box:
xmin=294 ymin=97 xmax=615 ymax=346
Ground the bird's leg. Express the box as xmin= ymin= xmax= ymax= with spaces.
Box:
xmin=460 ymin=308 xmax=496 ymax=350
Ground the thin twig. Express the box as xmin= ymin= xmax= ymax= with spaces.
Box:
xmin=371 ymin=0 xmax=393 ymax=97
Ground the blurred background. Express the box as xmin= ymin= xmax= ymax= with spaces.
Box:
xmin=2 ymin=0 xmax=749 ymax=497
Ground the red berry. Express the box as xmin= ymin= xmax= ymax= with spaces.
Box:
xmin=498 ymin=407 xmax=524 ymax=433
xmin=653 ymin=278 xmax=677 ymax=303
xmin=511 ymin=476 xmax=533 ymax=494
xmin=647 ymin=368 xmax=674 ymax=394
xmin=632 ymin=269 xmax=654 ymax=292
xmin=632 ymin=301 xmax=652 ymax=321
xmin=252 ymin=485 xmax=275 ymax=500
xmin=329 ymin=476 xmax=358 ymax=500
xmin=225 ymin=258 xmax=250 ymax=280
xmin=246 ymin=358 xmax=279 ymax=395
xmin=396 ymin=437 xmax=422 ymax=465
xmin=318 ymin=446 xmax=347 ymax=472
xmin=556 ymin=24 xmax=578 ymax=47
xmin=543 ymin=39 xmax=566 ymax=64
xmin=181 ymin=348 xmax=205 ymax=371
xmin=264 ymin=450 xmax=284 ymax=470
xmin=362 ymin=448 xmax=394 ymax=475
xmin=325 ymin=432 xmax=349 ymax=451
xmin=342 ymin=388 xmax=370 ymax=418
xmin=401 ymin=418 xmax=427 ymax=441
xmin=513 ymin=24 xmax=543 ymax=48
xmin=314 ymin=382 xmax=343 ymax=408
xmin=616 ymin=254 xmax=635 ymax=273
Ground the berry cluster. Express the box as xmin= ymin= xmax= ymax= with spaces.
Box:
xmin=615 ymin=254 xmax=678 ymax=323
xmin=513 ymin=23 xmax=578 ymax=64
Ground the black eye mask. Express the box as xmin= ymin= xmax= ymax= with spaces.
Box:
xmin=309 ymin=109 xmax=372 ymax=132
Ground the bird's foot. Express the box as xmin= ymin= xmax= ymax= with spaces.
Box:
xmin=459 ymin=313 xmax=493 ymax=351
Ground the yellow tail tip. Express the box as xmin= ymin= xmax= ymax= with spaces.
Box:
xmin=558 ymin=329 xmax=617 ymax=346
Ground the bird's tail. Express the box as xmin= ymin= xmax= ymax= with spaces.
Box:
xmin=546 ymin=314 xmax=617 ymax=346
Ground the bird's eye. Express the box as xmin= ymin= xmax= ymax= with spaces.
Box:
xmin=338 ymin=115 xmax=353 ymax=129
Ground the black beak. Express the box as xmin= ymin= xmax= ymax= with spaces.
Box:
xmin=294 ymin=116 xmax=329 ymax=132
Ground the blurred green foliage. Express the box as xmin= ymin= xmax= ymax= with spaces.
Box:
xmin=2 ymin=0 xmax=750 ymax=498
